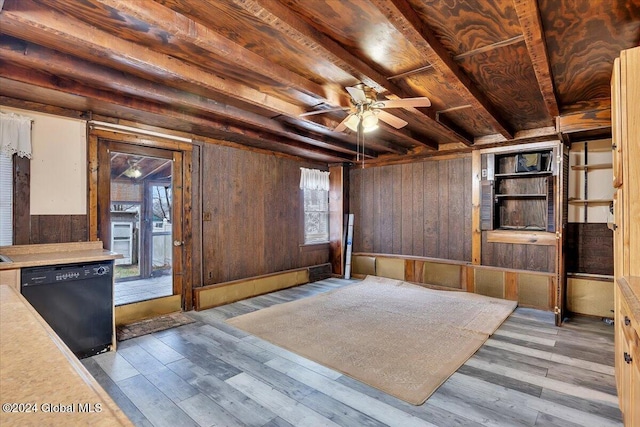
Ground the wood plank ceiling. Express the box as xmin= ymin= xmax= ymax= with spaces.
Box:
xmin=0 ymin=0 xmax=638 ymax=164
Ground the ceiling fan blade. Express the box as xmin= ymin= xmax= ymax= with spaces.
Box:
xmin=346 ymin=86 xmax=367 ymax=103
xmin=377 ymin=110 xmax=408 ymax=129
xmin=334 ymin=114 xmax=354 ymax=132
xmin=378 ymin=97 xmax=431 ymax=109
xmin=299 ymin=107 xmax=350 ymax=117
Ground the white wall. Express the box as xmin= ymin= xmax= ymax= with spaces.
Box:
xmin=0 ymin=106 xmax=86 ymax=215
xmin=568 ymin=139 xmax=614 ymax=223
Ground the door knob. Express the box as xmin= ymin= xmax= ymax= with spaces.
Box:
xmin=173 ymin=240 xmax=184 ymax=246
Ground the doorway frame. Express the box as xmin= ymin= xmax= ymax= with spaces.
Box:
xmin=88 ymin=129 xmax=194 ymax=321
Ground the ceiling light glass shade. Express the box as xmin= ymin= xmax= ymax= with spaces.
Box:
xmin=345 ymin=114 xmax=360 ymax=132
xmin=361 ymin=110 xmax=378 ymax=129
xmin=363 ymin=124 xmax=378 ymax=133
xmin=124 ymin=165 xmax=142 ymax=178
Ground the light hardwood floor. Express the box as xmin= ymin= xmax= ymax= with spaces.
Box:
xmin=84 ymin=277 xmax=623 ymax=427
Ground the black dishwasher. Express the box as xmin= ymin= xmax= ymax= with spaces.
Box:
xmin=21 ymin=261 xmax=114 ymax=359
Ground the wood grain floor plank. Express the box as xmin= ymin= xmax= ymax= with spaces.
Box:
xmin=242 ymin=335 xmax=343 ymax=380
xmin=158 ymin=332 xmax=243 ymax=380
xmin=143 ymin=366 xmax=199 ymax=404
xmin=184 ymin=331 xmax=318 ymax=401
xmin=464 ymin=358 xmax=619 ymax=407
xmin=298 ymin=390 xmax=389 ymax=427
xmin=539 ymin=388 xmax=623 ymax=423
xmin=226 ymin=372 xmax=342 ymax=427
xmin=428 ymin=383 xmax=536 ymax=427
xmin=472 ymin=346 xmax=551 ymax=375
xmin=264 ymin=357 xmax=438 ymax=427
xmin=133 ymin=334 xmax=185 ymax=365
xmin=545 ymin=363 xmax=618 ymax=396
xmin=484 ymin=338 xmax=615 ymax=375
xmin=455 ymin=364 xmax=544 ymax=397
xmin=177 ymin=393 xmax=244 ymax=427
xmin=187 ymin=373 xmax=278 ymax=426
xmin=91 ymin=349 xmax=140 ymax=383
xmin=333 ymin=374 xmax=486 ymax=426
xmin=452 ymin=372 xmax=621 ymax=427
xmin=117 ymin=374 xmax=199 ymax=427
xmin=81 ymin=358 xmax=153 ymax=427
xmin=262 ymin=417 xmax=296 ymax=427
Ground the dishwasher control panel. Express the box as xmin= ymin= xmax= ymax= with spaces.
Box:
xmin=22 ymin=262 xmax=112 ymax=286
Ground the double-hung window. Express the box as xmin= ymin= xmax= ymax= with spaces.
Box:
xmin=300 ymin=168 xmax=330 ymax=244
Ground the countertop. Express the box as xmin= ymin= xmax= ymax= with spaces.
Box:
xmin=0 ymin=285 xmax=132 ymax=426
xmin=0 ymin=241 xmax=121 ymax=270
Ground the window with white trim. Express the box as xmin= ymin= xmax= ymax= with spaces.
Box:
xmin=300 ymin=168 xmax=330 ymax=244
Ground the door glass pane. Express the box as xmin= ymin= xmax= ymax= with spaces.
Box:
xmin=110 ymin=152 xmax=173 ymax=305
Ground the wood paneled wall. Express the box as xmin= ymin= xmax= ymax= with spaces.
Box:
xmin=349 ymin=156 xmax=472 ymax=261
xmin=201 ymin=144 xmax=329 ymax=285
xmin=481 ymin=234 xmax=556 ymax=273
xmin=29 ymin=215 xmax=88 ymax=243
xmin=565 ymin=222 xmax=613 ymax=276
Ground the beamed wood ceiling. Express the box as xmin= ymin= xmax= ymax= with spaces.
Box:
xmin=0 ymin=0 xmax=638 ymax=164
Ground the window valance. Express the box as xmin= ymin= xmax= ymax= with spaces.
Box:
xmin=0 ymin=112 xmax=33 ymax=158
xmin=299 ymin=167 xmax=329 ymax=191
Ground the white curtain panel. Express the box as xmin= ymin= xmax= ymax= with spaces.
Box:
xmin=0 ymin=112 xmax=32 ymax=158
xmin=299 ymin=167 xmax=330 ymax=191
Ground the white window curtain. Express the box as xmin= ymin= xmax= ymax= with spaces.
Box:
xmin=299 ymin=167 xmax=329 ymax=191
xmin=0 ymin=112 xmax=33 ymax=159
xmin=300 ymin=168 xmax=330 ymax=244
xmin=0 ymin=112 xmax=32 ymax=246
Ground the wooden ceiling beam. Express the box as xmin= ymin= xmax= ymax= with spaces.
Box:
xmin=91 ymin=0 xmax=337 ymax=107
xmin=0 ymin=35 xmax=373 ymax=158
xmin=0 ymin=0 xmax=306 ymax=119
xmin=370 ymin=0 xmax=514 ymax=140
xmin=556 ymin=107 xmax=611 ymax=134
xmin=388 ymin=36 xmax=525 ymax=80
xmin=474 ymin=126 xmax=558 ymax=146
xmin=513 ymin=0 xmax=560 ymax=118
xmin=228 ymin=0 xmax=465 ymax=147
xmin=0 ymin=63 xmax=352 ymax=162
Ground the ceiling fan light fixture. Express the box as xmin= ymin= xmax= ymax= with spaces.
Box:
xmin=363 ymin=123 xmax=378 ymax=133
xmin=345 ymin=114 xmax=360 ymax=132
xmin=124 ymin=162 xmax=142 ymax=178
xmin=361 ymin=110 xmax=378 ymax=129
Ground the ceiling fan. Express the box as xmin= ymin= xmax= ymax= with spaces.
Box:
xmin=300 ymin=83 xmax=431 ymax=133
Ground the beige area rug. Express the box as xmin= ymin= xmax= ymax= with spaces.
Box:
xmin=226 ymin=275 xmax=517 ymax=405
xmin=117 ymin=312 xmax=195 ymax=341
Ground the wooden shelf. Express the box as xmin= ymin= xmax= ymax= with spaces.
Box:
xmin=494 ymin=171 xmax=552 ymax=178
xmin=571 ymin=163 xmax=612 ymax=171
xmin=495 ymin=193 xmax=546 ymax=198
xmin=568 ymin=199 xmax=613 ymax=204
